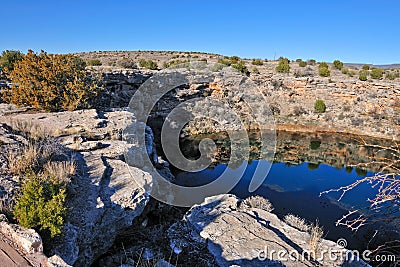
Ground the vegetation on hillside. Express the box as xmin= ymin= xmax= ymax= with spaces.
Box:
xmin=370 ymin=68 xmax=383 ymax=79
xmin=6 ymin=122 xmax=74 ymax=239
xmin=232 ymin=60 xmax=249 ymax=75
xmin=275 ymin=57 xmax=290 ymax=74
xmin=333 ymin=59 xmax=343 ymax=70
xmin=0 ymin=50 xmax=24 ymax=72
xmin=2 ymin=50 xmax=103 ymax=111
xmin=14 ymin=173 xmax=67 ymax=237
xmin=314 ymin=99 xmax=326 ymax=113
xmin=139 ymin=59 xmax=158 ymax=70
xmin=299 ymin=60 xmax=307 ymax=67
xmin=218 ymin=56 xmax=241 ymax=66
xmin=318 ymin=62 xmax=330 ymax=77
xmin=359 ymin=70 xmax=368 ymax=81
xmin=87 ymin=59 xmax=102 ymax=66
xmin=251 ymin=58 xmax=263 ymax=66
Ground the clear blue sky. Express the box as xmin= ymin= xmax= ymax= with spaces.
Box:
xmin=2 ymin=0 xmax=399 ymax=64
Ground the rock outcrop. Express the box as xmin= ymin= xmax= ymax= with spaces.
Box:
xmin=0 ymin=108 xmax=156 ymax=266
xmin=168 ymin=194 xmax=369 ymax=267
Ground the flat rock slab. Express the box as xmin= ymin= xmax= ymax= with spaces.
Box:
xmin=169 ymin=194 xmax=370 ymax=267
xmin=0 ymin=238 xmax=31 ymax=267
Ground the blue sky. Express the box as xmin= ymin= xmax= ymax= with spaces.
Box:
xmin=2 ymin=0 xmax=399 ymax=64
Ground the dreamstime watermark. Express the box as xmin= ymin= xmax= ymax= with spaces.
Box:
xmin=256 ymin=238 xmax=398 ymax=264
xmin=122 ymin=62 xmax=276 ymax=207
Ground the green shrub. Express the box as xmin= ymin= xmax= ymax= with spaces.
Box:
xmin=310 ymin=140 xmax=321 ymax=150
xmin=13 ymin=174 xmax=67 ymax=238
xmin=341 ymin=67 xmax=349 ymax=74
xmin=299 ymin=61 xmax=307 ymax=67
xmin=139 ymin=59 xmax=158 ymax=70
xmin=348 ymin=70 xmax=356 ymax=77
xmin=217 ymin=58 xmax=231 ymax=66
xmin=370 ymin=68 xmax=383 ymax=79
xmin=162 ymin=59 xmax=189 ymax=68
xmin=2 ymin=50 xmax=102 ymax=111
xmin=318 ymin=62 xmax=330 ymax=77
xmin=318 ymin=67 xmax=330 ymax=77
xmin=333 ymin=60 xmax=343 ymax=70
xmin=210 ymin=63 xmax=225 ymax=72
xmin=232 ymin=60 xmax=249 ymax=75
xmin=362 ymin=64 xmax=370 ymax=70
xmin=319 ymin=62 xmax=329 ymax=69
xmin=252 ymin=67 xmax=260 ymax=74
xmin=87 ymin=59 xmax=102 ymax=66
xmin=308 ymin=59 xmax=316 ymax=65
xmin=296 ymin=58 xmax=302 ymax=62
xmin=275 ymin=57 xmax=290 ymax=74
xmin=385 ymin=71 xmax=400 ymax=80
xmin=359 ymin=70 xmax=368 ymax=81
xmin=229 ymin=56 xmax=240 ymax=64
xmin=0 ymin=50 xmax=24 ymax=72
xmin=314 ymin=99 xmax=326 ymax=113
xmin=251 ymin=59 xmax=263 ymax=65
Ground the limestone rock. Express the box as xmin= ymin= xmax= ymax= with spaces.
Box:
xmin=0 ymin=214 xmax=43 ymax=254
xmin=168 ymin=194 xmax=370 ymax=267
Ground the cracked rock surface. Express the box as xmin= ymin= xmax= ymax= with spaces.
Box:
xmin=168 ymin=194 xmax=370 ymax=267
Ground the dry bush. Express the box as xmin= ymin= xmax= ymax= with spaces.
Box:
xmin=321 ymin=141 xmax=399 ymax=231
xmin=6 ymin=138 xmax=62 ymax=176
xmin=6 ymin=144 xmax=40 ymax=175
xmin=243 ymin=195 xmax=274 ymax=212
xmin=10 ymin=119 xmax=50 ymax=141
xmin=2 ymin=50 xmax=103 ymax=111
xmin=284 ymin=214 xmax=310 ymax=232
xmin=308 ymin=220 xmax=324 ymax=254
xmin=43 ymin=161 xmax=76 ymax=184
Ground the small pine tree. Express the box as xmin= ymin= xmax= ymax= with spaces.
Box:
xmin=362 ymin=64 xmax=370 ymax=70
xmin=370 ymin=68 xmax=383 ymax=79
xmin=308 ymin=59 xmax=316 ymax=65
xmin=333 ymin=60 xmax=343 ymax=70
xmin=318 ymin=62 xmax=330 ymax=77
xmin=314 ymin=99 xmax=326 ymax=113
xmin=0 ymin=50 xmax=24 ymax=72
xmin=13 ymin=174 xmax=67 ymax=238
xmin=359 ymin=70 xmax=368 ymax=81
xmin=275 ymin=57 xmax=290 ymax=74
xmin=299 ymin=61 xmax=307 ymax=67
xmin=232 ymin=61 xmax=249 ymax=75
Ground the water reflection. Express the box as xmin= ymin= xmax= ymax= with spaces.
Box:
xmin=172 ymin=131 xmax=398 ymax=251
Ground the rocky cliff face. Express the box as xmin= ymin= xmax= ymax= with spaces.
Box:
xmin=77 ymin=51 xmax=400 ymax=141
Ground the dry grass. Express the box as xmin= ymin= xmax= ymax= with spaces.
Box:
xmin=6 ymin=144 xmax=40 ymax=175
xmin=284 ymin=214 xmax=310 ymax=232
xmin=243 ymin=195 xmax=274 ymax=212
xmin=308 ymin=220 xmax=324 ymax=254
xmin=10 ymin=119 xmax=50 ymax=141
xmin=6 ymin=138 xmax=62 ymax=177
xmin=321 ymin=141 xmax=399 ymax=231
xmin=44 ymin=160 xmax=76 ymax=184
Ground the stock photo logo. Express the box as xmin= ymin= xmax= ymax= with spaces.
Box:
xmin=123 ymin=62 xmax=276 ymax=206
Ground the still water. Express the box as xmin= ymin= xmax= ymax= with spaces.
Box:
xmin=171 ymin=131 xmax=398 ymax=251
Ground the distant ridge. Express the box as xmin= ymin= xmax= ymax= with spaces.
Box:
xmin=344 ymin=63 xmax=400 ymax=69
